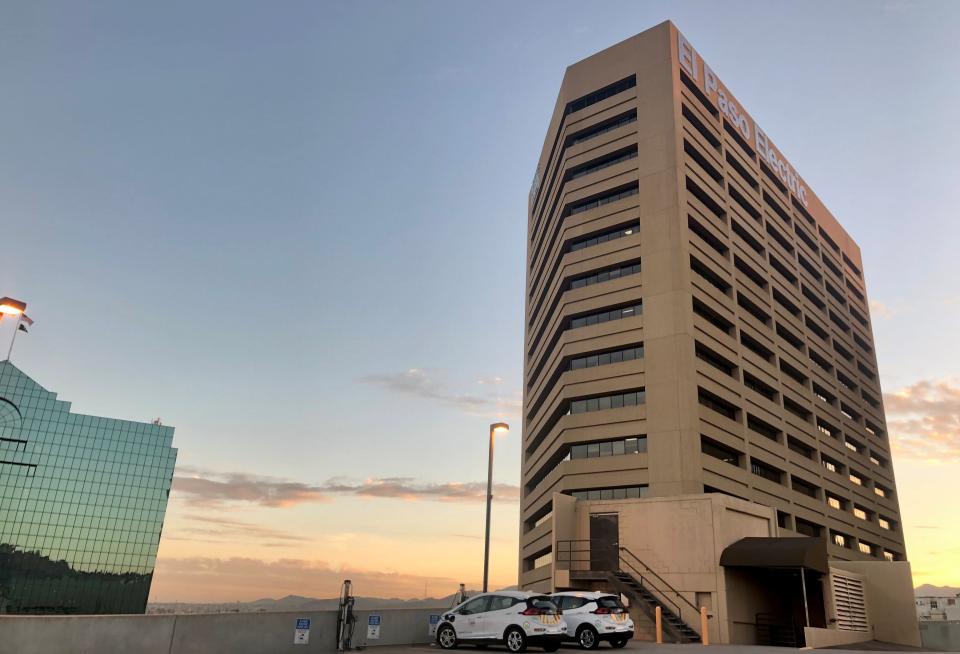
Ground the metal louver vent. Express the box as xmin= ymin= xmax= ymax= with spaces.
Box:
xmin=832 ymin=573 xmax=869 ymax=632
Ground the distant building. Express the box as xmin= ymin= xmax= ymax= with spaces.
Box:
xmin=917 ymin=595 xmax=960 ymax=621
xmin=0 ymin=361 xmax=177 ymax=614
xmin=520 ymin=20 xmax=918 ymax=648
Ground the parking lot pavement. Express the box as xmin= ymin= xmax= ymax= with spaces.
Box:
xmin=364 ymin=642 xmax=929 ymax=654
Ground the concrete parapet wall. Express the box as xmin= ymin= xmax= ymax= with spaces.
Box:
xmin=0 ymin=607 xmax=447 ymax=654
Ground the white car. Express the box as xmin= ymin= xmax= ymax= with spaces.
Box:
xmin=436 ymin=591 xmax=566 ymax=652
xmin=551 ymin=592 xmax=634 ymax=649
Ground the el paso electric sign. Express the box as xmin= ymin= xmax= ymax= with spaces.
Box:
xmin=676 ymin=31 xmax=810 ymax=209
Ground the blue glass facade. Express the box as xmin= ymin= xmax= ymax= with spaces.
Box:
xmin=0 ymin=361 xmax=176 ymax=614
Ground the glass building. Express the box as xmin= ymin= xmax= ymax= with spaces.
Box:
xmin=0 ymin=361 xmax=176 ymax=614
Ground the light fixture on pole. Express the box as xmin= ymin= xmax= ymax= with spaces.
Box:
xmin=0 ymin=297 xmax=32 ymax=362
xmin=483 ymin=421 xmax=509 ymax=593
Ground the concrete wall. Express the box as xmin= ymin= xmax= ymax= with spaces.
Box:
xmin=559 ymin=492 xmax=777 ymax=644
xmin=803 ymin=626 xmax=872 ymax=649
xmin=832 ymin=560 xmax=921 ymax=648
xmin=921 ymin=620 xmax=960 ymax=651
xmin=0 ymin=607 xmax=446 ymax=654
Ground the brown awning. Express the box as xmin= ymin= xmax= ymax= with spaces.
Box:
xmin=720 ymin=537 xmax=829 ymax=574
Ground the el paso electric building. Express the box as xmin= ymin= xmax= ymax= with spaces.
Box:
xmin=520 ymin=22 xmax=919 ymax=648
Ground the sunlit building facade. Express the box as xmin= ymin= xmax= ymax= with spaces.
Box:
xmin=0 ymin=361 xmax=176 ymax=614
xmin=519 ymin=21 xmax=918 ymax=647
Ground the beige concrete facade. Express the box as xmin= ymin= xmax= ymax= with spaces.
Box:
xmin=552 ymin=493 xmax=777 ymax=645
xmin=520 ymin=20 xmax=911 ymax=646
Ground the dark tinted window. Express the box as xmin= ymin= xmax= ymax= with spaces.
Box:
xmin=529 ymin=597 xmax=560 ymax=614
xmin=596 ymin=596 xmax=625 ymax=610
xmin=459 ymin=596 xmax=489 ymax=614
xmin=488 ymin=595 xmax=516 ymax=611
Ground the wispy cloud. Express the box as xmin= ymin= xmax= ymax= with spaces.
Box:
xmin=151 ymin=556 xmax=460 ymax=603
xmin=165 ymin=513 xmax=311 ymax=546
xmin=172 ymin=466 xmax=520 ymax=508
xmin=358 ymin=368 xmax=520 ymax=417
xmin=885 ymin=379 xmax=960 ymax=461
xmin=869 ymin=299 xmax=895 ymax=319
xmin=173 ymin=467 xmax=330 ymax=508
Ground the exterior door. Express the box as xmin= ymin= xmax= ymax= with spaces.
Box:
xmin=590 ymin=513 xmax=619 ymax=571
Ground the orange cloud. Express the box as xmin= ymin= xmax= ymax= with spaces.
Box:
xmin=172 ymin=466 xmax=520 ymax=508
xmin=884 ymin=379 xmax=960 ymax=461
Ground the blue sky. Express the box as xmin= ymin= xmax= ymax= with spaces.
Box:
xmin=1 ymin=0 xmax=958 ymax=599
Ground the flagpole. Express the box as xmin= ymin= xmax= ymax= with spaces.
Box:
xmin=6 ymin=314 xmax=23 ymax=362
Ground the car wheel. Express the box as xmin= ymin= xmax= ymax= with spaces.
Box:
xmin=504 ymin=627 xmax=528 ymax=653
xmin=437 ymin=625 xmax=458 ymax=650
xmin=577 ymin=625 xmax=599 ymax=650
xmin=611 ymin=637 xmax=628 ymax=648
xmin=543 ymin=642 xmax=561 ymax=652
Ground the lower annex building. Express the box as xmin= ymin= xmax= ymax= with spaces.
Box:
xmin=520 ymin=21 xmax=919 ymax=648
xmin=0 ymin=360 xmax=176 ymax=614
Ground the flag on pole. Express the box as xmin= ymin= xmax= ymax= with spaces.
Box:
xmin=20 ymin=314 xmax=33 ymax=327
xmin=18 ymin=324 xmax=28 ymax=334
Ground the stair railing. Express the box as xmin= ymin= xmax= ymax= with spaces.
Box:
xmin=555 ymin=540 xmax=703 ymax=638
xmin=617 ymin=546 xmax=701 ymax=632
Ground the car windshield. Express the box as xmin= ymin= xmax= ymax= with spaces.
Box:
xmin=530 ymin=597 xmax=560 ymax=614
xmin=597 ymin=596 xmax=625 ymax=611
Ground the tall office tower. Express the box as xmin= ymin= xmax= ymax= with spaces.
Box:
xmin=520 ymin=22 xmax=916 ymax=647
xmin=0 ymin=361 xmax=177 ymax=614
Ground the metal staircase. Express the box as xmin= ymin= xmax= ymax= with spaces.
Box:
xmin=608 ymin=569 xmax=701 ymax=643
xmin=555 ymin=541 xmax=703 ymax=644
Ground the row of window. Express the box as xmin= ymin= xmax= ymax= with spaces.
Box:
xmin=530 ymin=121 xmax=639 ymax=304
xmin=526 ymin=342 xmax=644 ymax=425
xmin=569 ymin=390 xmax=646 ymax=415
xmin=570 ymin=436 xmax=647 ymax=459
xmin=685 ymin=176 xmax=875 ymax=354
xmin=567 ymin=485 xmax=648 ymax=501
xmin=525 ymin=380 xmax=645 ymax=457
xmin=680 ymin=93 xmax=865 ymax=292
xmin=531 ymin=78 xmax=636 ymax=223
xmin=526 ymin=299 xmax=642 ymax=394
xmin=569 ymin=147 xmax=638 ymax=181
xmin=692 ymin=303 xmax=886 ymax=446
xmin=570 ymin=303 xmax=642 ymax=330
xmin=525 ymin=435 xmax=647 ymax=496
xmin=566 ymin=75 xmax=636 ymax=115
xmin=569 ymin=184 xmax=639 ymax=217
xmin=570 ymin=345 xmax=644 ymax=371
xmin=570 ymin=261 xmax=641 ymax=291
xmin=530 ymin=104 xmax=637 ymax=266
xmin=690 ymin=250 xmax=879 ymax=401
xmin=695 ymin=339 xmax=890 ymax=474
xmin=570 ymin=222 xmax=640 ymax=254
xmin=701 ymin=434 xmax=895 ymax=507
xmin=569 ymin=111 xmax=637 ymax=148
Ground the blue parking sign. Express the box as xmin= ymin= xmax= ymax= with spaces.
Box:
xmin=368 ymin=615 xmax=381 ymax=626
xmin=296 ymin=618 xmax=311 ymax=630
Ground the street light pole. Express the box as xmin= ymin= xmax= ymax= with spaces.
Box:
xmin=483 ymin=422 xmax=509 ymax=593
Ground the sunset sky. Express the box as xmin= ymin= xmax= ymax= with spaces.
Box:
xmin=2 ymin=0 xmax=958 ymax=602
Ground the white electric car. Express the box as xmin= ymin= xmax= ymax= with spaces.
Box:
xmin=550 ymin=592 xmax=634 ymax=649
xmin=436 ymin=591 xmax=566 ymax=652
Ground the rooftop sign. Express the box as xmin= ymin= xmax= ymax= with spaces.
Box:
xmin=676 ymin=31 xmax=809 ymax=209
